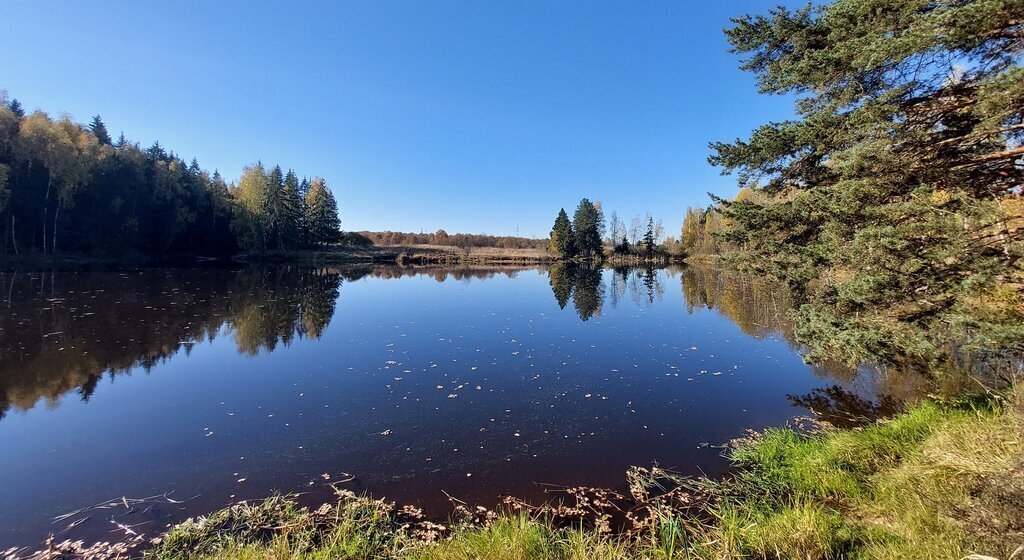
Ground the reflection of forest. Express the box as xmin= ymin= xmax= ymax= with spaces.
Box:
xmin=548 ymin=264 xmax=670 ymax=321
xmin=546 ymin=264 xmax=925 ymax=416
xmin=680 ymin=265 xmax=794 ymax=340
xmin=0 ymin=267 xmax=337 ymax=419
xmin=679 ymin=265 xmax=931 ymax=413
xmin=0 ymin=265 xmax=567 ymax=419
xmin=355 ymin=264 xmax=543 ymax=282
xmin=548 ymin=263 xmax=605 ymax=321
xmin=1 ymin=264 xmax=939 ymax=423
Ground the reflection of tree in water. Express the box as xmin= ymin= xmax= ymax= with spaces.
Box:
xmin=0 ymin=265 xmax=554 ymax=419
xmin=547 ymin=263 xmax=605 ymax=320
xmin=0 ymin=267 xmax=343 ymax=419
xmin=300 ymin=270 xmax=342 ymax=339
xmin=354 ymin=266 xmax=532 ymax=283
xmin=788 ymin=385 xmax=901 ymax=428
xmin=608 ymin=268 xmax=627 ymax=309
xmin=571 ymin=265 xmax=604 ymax=321
xmin=548 ymin=264 xmax=574 ymax=309
xmin=551 ymin=265 xmax=671 ymax=319
xmin=681 ymin=265 xmax=947 ymax=408
xmin=681 ymin=265 xmax=794 ymax=340
xmin=606 ymin=267 xmax=665 ymax=309
xmin=227 ymin=267 xmax=341 ymax=355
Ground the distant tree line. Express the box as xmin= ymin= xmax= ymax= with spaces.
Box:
xmin=359 ymin=230 xmax=546 ymax=250
xmin=0 ymin=93 xmax=341 ymax=257
xmin=0 ymin=266 xmax=343 ymax=420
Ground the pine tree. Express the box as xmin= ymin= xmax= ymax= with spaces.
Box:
xmin=88 ymin=115 xmax=111 ymax=145
xmin=548 ymin=208 xmax=575 ymax=258
xmin=711 ymin=0 xmax=1024 ymax=367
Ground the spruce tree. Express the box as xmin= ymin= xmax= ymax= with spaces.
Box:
xmin=303 ymin=178 xmax=339 ymax=247
xmin=280 ymin=170 xmax=302 ymax=249
xmin=88 ymin=115 xmax=111 ymax=145
xmin=572 ymin=198 xmax=603 ymax=259
xmin=642 ymin=216 xmax=656 ymax=256
xmin=549 ymin=208 xmax=575 ymax=258
xmin=266 ymin=165 xmax=285 ymax=251
xmin=7 ymin=99 xmax=24 ymax=118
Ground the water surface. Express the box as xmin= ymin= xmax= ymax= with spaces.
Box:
xmin=0 ymin=265 xmax=909 ymax=547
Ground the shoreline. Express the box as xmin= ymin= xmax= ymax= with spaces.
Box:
xmin=0 ymin=246 xmax=686 ymax=269
xmin=11 ymin=383 xmax=1020 ymax=559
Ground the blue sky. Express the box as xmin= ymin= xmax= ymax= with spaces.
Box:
xmin=1 ymin=1 xmax=793 ymax=237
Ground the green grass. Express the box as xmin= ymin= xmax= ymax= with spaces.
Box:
xmin=143 ymin=384 xmax=1023 ymax=560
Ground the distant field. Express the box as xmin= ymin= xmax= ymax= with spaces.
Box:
xmin=385 ymin=244 xmax=551 ymax=259
xmin=286 ymin=244 xmax=555 ymax=265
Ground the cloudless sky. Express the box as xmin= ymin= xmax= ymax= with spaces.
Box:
xmin=1 ymin=1 xmax=794 ymax=237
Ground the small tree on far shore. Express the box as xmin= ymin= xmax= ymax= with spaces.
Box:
xmin=643 ymin=216 xmax=656 ymax=255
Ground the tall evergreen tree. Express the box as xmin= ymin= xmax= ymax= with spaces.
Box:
xmin=7 ymin=99 xmax=24 ymax=118
xmin=711 ymin=0 xmax=1024 ymax=367
xmin=548 ymin=208 xmax=575 ymax=258
xmin=572 ymin=198 xmax=603 ymax=259
xmin=266 ymin=165 xmax=286 ymax=251
xmin=88 ymin=115 xmax=111 ymax=145
xmin=303 ymin=178 xmax=339 ymax=247
xmin=280 ymin=169 xmax=302 ymax=249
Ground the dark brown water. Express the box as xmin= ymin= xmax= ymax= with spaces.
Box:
xmin=0 ymin=265 xmax=913 ymax=548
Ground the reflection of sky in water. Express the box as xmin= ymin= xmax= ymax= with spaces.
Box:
xmin=0 ymin=266 xmax=884 ymax=548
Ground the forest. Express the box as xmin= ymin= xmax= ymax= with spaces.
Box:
xmin=0 ymin=95 xmax=340 ymax=258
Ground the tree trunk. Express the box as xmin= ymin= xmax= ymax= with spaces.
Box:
xmin=41 ymin=176 xmax=52 ymax=255
xmin=11 ymin=215 xmax=18 ymax=257
xmin=52 ymin=204 xmax=60 ymax=254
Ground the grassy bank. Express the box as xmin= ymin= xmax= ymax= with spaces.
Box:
xmin=35 ymin=383 xmax=1012 ymax=560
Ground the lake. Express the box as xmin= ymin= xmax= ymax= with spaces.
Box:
xmin=0 ymin=264 xmax=916 ymax=548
